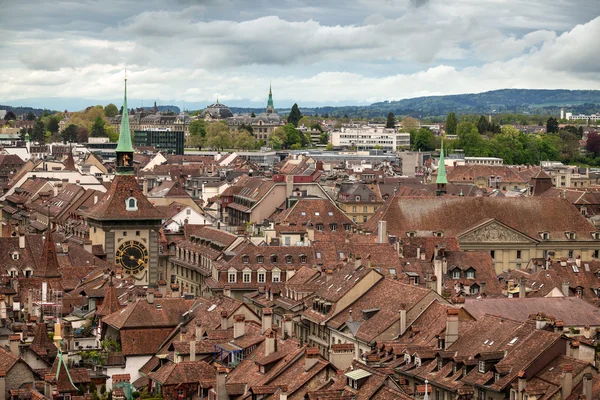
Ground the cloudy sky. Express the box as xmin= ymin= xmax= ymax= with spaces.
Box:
xmin=1 ymin=0 xmax=600 ymax=110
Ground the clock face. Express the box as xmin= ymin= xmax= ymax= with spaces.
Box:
xmin=116 ymin=240 xmax=149 ymax=275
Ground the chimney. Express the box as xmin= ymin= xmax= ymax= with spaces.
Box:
xmin=223 ymin=285 xmax=231 ymax=298
xmin=560 ymin=365 xmax=573 ymax=399
xmin=354 ymin=256 xmax=362 ymax=270
xmin=142 ymin=179 xmax=148 ymax=196
xmin=304 ymin=347 xmax=319 ymax=371
xmin=195 ymin=319 xmax=204 ymax=339
xmin=221 ymin=310 xmax=228 ymax=329
xmin=554 ymin=320 xmax=564 ymax=333
xmin=265 ymin=329 xmax=276 ymax=357
xmin=83 ymin=239 xmax=92 ymax=254
xmin=570 ymin=341 xmax=580 ymax=360
xmin=158 ymin=280 xmax=167 ymax=297
xmin=233 ymin=314 xmax=246 ymax=339
xmin=399 ymin=309 xmax=407 ymax=336
xmin=562 ymin=282 xmax=570 ymax=297
xmin=576 ymin=255 xmax=581 ymax=268
xmin=262 ymin=308 xmax=273 ymax=334
xmin=519 ymin=278 xmax=526 ymax=298
xmin=146 ymin=292 xmax=154 ymax=304
xmin=283 ymin=314 xmax=293 ymax=339
xmin=444 ymin=309 xmax=459 ymax=349
xmin=286 ymin=174 xmax=294 ymax=198
xmin=517 ymin=370 xmax=526 ymax=400
xmin=329 ymin=343 xmax=354 ymax=370
xmin=189 ymin=336 xmax=196 ymax=362
xmin=434 ymin=258 xmax=443 ymax=295
xmin=325 ymin=269 xmax=333 ymax=282
xmin=582 ymin=373 xmax=593 ymax=400
xmin=216 ymin=366 xmax=229 ymax=400
xmin=279 ymin=385 xmax=288 ymax=400
xmin=19 ymin=233 xmax=25 ymax=249
xmin=9 ymin=336 xmax=19 ymax=356
xmin=583 ymin=325 xmax=590 ymax=339
xmin=416 ymin=247 xmax=421 ymax=259
xmin=377 ymin=220 xmax=387 ymax=244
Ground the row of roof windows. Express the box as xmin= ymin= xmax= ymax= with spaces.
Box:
xmin=241 ymin=254 xmax=308 ymax=264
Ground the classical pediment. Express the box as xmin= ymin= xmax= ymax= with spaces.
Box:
xmin=458 ymin=219 xmax=538 ymax=244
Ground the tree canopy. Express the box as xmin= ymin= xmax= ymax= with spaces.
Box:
xmin=386 ymin=112 xmax=395 ymax=129
xmin=288 ymin=104 xmax=303 ymax=127
xmin=90 ymin=116 xmax=107 ymax=137
xmin=445 ymin=112 xmax=458 ymax=135
xmin=104 ymin=103 xmax=119 ymax=117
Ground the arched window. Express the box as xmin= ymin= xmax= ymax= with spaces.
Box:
xmin=126 ymin=197 xmax=138 ymax=211
xmin=271 ymin=254 xmax=278 ymax=263
xmin=285 ymin=255 xmax=293 ymax=264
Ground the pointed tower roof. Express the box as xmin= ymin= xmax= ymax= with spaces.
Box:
xmin=30 ymin=323 xmax=58 ymax=362
xmin=53 ymin=348 xmax=78 ymax=393
xmin=63 ymin=146 xmax=76 ymax=171
xmin=267 ymin=82 xmax=274 ymax=109
xmin=116 ymin=78 xmax=134 ymax=155
xmin=436 ymin=139 xmax=448 ymax=185
xmin=96 ymin=274 xmax=124 ymax=318
xmin=36 ymin=231 xmax=62 ymax=279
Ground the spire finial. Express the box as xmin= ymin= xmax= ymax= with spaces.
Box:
xmin=124 ymin=67 xmax=127 ymax=81
xmin=436 ymin=136 xmax=447 ymax=196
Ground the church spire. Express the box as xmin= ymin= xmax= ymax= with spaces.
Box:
xmin=436 ymin=137 xmax=447 ymax=196
xmin=37 ymin=231 xmax=62 ymax=279
xmin=115 ymin=75 xmax=134 ymax=175
xmin=266 ymin=82 xmax=274 ymax=114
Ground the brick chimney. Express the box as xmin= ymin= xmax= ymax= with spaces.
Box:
xmin=195 ymin=319 xmax=204 ymax=339
xmin=262 ymin=308 xmax=273 ymax=334
xmin=444 ymin=309 xmax=459 ymax=349
xmin=265 ymin=329 xmax=276 ymax=357
xmin=233 ymin=314 xmax=246 ymax=339
xmin=561 ymin=365 xmax=573 ymax=399
xmin=221 ymin=310 xmax=229 ymax=329
xmin=305 ymin=347 xmax=319 ymax=371
xmin=519 ymin=278 xmax=526 ymax=298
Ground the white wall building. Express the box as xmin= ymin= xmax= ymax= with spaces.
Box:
xmin=565 ymin=112 xmax=600 ymax=122
xmin=464 ymin=157 xmax=504 ymax=166
xmin=332 ymin=125 xmax=410 ymax=151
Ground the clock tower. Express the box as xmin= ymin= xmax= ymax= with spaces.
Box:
xmin=85 ymin=77 xmax=164 ymax=286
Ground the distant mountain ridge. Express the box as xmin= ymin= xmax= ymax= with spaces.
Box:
xmin=4 ymin=89 xmax=600 ymax=119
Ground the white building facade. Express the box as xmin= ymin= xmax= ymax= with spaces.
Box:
xmin=332 ymin=125 xmax=410 ymax=151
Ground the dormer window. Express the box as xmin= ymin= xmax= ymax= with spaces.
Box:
xmin=566 ymin=232 xmax=576 ymax=240
xmin=414 ymin=356 xmax=421 ymax=367
xmin=257 ymin=255 xmax=264 ymax=264
xmin=437 ymin=358 xmax=443 ymax=371
xmin=12 ymin=252 xmax=19 ymax=260
xmin=242 ymin=255 xmax=249 ymax=264
xmin=495 ymin=373 xmax=500 ymax=382
xmin=285 ymin=255 xmax=292 ymax=264
xmin=466 ymin=269 xmax=475 ymax=279
xmin=434 ymin=231 xmax=444 ymax=237
xmin=270 ymin=254 xmax=278 ymax=263
xmin=452 ymin=270 xmax=461 ymax=279
xmin=330 ymin=223 xmax=337 ymax=231
xmin=407 ymin=231 xmax=416 ymax=238
xmin=593 ymin=232 xmax=600 ymax=240
xmin=541 ymin=232 xmax=550 ymax=240
xmin=478 ymin=360 xmax=485 ymax=373
xmin=300 ymin=255 xmax=307 ymax=264
xmin=126 ymin=197 xmax=138 ymax=211
xmin=355 ymin=196 xmax=360 ymax=201
xmin=316 ymin=224 xmax=324 ymax=231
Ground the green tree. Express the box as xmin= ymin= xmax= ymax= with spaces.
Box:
xmin=187 ymin=135 xmax=205 ymax=150
xmin=104 ymin=103 xmax=119 ymax=118
xmin=412 ymin=128 xmax=435 ymax=151
xmin=4 ymin=111 xmax=16 ymax=121
xmin=205 ymin=122 xmax=232 ymax=150
xmin=32 ymin=120 xmax=46 ymax=143
xmin=268 ymin=127 xmax=287 ymax=150
xmin=319 ymin=132 xmax=329 ymax=145
xmin=288 ymin=103 xmax=303 ymax=127
xmin=106 ymin=126 xmax=119 ymax=142
xmin=456 ymin=122 xmax=487 ymax=156
xmin=283 ymin=124 xmax=302 ymax=148
xmin=232 ymin=129 xmax=256 ymax=150
xmin=445 ymin=112 xmax=458 ymax=135
xmin=62 ymin=124 xmax=78 ymax=143
xmin=477 ymin=115 xmax=489 ymax=134
xmin=546 ymin=117 xmax=559 ymax=134
xmin=326 ymin=143 xmax=334 ymax=151
xmin=47 ymin=117 xmax=59 ymax=134
xmin=386 ymin=112 xmax=395 ymax=129
xmin=26 ymin=111 xmax=36 ymax=121
xmin=401 ymin=116 xmax=419 ymax=131
xmin=189 ymin=119 xmax=207 ymax=137
xmin=90 ymin=116 xmax=107 ymax=137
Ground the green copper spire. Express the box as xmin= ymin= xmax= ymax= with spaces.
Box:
xmin=115 ymin=76 xmax=134 ymax=174
xmin=116 ymin=78 xmax=134 ymax=153
xmin=266 ymin=82 xmax=274 ymax=113
xmin=436 ymin=137 xmax=447 ymax=196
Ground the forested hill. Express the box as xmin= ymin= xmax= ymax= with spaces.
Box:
xmin=0 ymin=105 xmax=58 ymax=117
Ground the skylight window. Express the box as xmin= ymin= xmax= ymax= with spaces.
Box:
xmin=315 ymin=212 xmax=320 ymax=216
xmin=508 ymin=337 xmax=518 ymax=345
xmin=301 ymin=212 xmax=306 ymax=216
xmin=328 ymin=212 xmax=334 ymax=216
